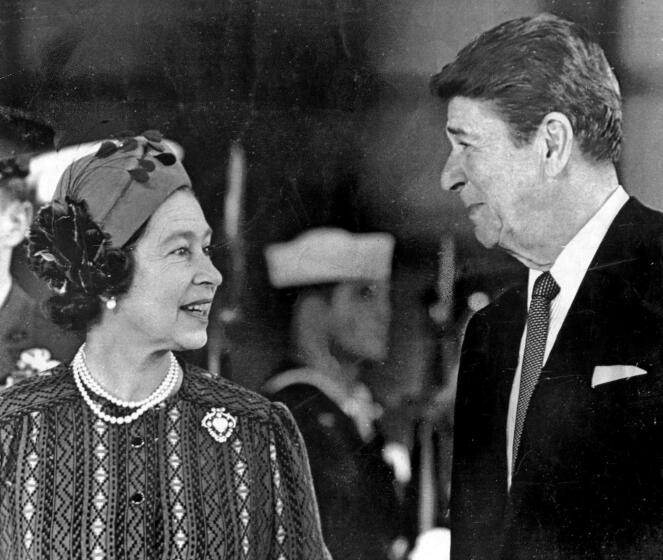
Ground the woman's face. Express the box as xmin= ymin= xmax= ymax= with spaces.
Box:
xmin=113 ymin=189 xmax=222 ymax=352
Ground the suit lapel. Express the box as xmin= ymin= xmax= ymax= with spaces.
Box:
xmin=493 ymin=285 xmax=528 ymax=409
xmin=484 ymin=282 xmax=528 ymax=487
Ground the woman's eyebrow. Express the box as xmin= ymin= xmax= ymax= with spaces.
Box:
xmin=159 ymin=227 xmax=213 ymax=245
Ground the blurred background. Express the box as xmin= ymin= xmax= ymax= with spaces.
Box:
xmin=3 ymin=0 xmax=663 ymax=527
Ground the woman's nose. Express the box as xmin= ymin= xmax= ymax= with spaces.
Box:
xmin=196 ymin=253 xmax=223 ymax=288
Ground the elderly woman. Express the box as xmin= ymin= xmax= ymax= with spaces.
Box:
xmin=0 ymin=132 xmax=329 ymax=559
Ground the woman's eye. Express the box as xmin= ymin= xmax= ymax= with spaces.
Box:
xmin=204 ymin=243 xmax=222 ymax=257
xmin=172 ymin=247 xmax=190 ymax=256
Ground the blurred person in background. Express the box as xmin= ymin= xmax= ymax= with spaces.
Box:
xmin=0 ymin=107 xmax=79 ymax=384
xmin=0 ymin=132 xmax=330 ymax=559
xmin=432 ymin=13 xmax=663 ymax=559
xmin=263 ymin=228 xmax=411 ymax=560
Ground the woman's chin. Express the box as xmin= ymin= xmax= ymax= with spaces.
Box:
xmin=171 ymin=331 xmax=208 ymax=352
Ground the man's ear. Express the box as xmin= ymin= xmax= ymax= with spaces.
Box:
xmin=539 ymin=112 xmax=574 ymax=177
xmin=2 ymin=200 xmax=33 ymax=249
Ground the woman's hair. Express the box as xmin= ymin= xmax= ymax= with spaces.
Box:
xmin=46 ymin=223 xmax=146 ymax=332
xmin=28 ymin=200 xmax=148 ymax=332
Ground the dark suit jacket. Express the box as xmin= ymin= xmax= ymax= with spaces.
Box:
xmin=0 ymin=283 xmax=80 ymax=383
xmin=269 ymin=381 xmax=401 ymax=560
xmin=451 ymin=198 xmax=663 ymax=560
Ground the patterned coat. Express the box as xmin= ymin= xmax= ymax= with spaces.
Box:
xmin=0 ymin=363 xmax=330 ymax=560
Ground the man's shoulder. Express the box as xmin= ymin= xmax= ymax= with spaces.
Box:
xmin=614 ymin=197 xmax=663 ymax=242
xmin=470 ymin=283 xmax=526 ymax=325
xmin=596 ymin=197 xmax=663 ymax=285
xmin=0 ymin=365 xmax=76 ymax=422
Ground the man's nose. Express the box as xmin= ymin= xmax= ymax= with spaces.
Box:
xmin=440 ymin=151 xmax=465 ymax=192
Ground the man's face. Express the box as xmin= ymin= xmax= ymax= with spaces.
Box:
xmin=441 ymin=96 xmax=546 ymax=259
xmin=329 ymin=280 xmax=391 ymax=362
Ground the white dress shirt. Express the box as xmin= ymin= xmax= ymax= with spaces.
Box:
xmin=506 ymin=186 xmax=629 ymax=487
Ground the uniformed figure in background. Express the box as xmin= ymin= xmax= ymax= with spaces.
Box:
xmin=263 ymin=228 xmax=410 ymax=560
xmin=0 ymin=107 xmax=80 ymax=384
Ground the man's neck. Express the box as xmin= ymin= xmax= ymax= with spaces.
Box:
xmin=511 ymin=162 xmax=620 ymax=271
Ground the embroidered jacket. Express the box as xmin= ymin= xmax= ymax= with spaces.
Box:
xmin=0 ymin=363 xmax=330 ymax=560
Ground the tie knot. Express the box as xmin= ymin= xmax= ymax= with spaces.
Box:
xmin=532 ymin=271 xmax=560 ymax=301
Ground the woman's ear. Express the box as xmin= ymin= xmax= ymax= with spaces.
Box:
xmin=539 ymin=111 xmax=574 ymax=177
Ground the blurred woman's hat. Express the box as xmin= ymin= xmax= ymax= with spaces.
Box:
xmin=265 ymin=228 xmax=395 ymax=288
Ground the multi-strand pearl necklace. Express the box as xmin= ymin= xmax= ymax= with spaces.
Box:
xmin=71 ymin=344 xmax=181 ymax=425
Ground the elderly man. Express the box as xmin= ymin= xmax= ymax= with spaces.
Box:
xmin=0 ymin=108 xmax=79 ymax=383
xmin=432 ymin=14 xmax=663 ymax=559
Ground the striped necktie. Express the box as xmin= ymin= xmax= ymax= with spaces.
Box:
xmin=512 ymin=271 xmax=560 ymax=467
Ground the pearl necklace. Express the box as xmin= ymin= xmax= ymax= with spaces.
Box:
xmin=71 ymin=345 xmax=181 ymax=425
xmin=77 ymin=345 xmax=177 ymax=408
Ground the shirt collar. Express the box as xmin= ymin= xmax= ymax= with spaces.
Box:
xmin=528 ymin=186 xmax=629 ymax=297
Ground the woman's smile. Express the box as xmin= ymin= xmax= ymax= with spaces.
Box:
xmin=180 ymin=299 xmax=213 ymax=320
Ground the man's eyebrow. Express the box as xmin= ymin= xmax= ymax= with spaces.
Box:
xmin=446 ymin=125 xmax=470 ymax=137
xmin=160 ymin=227 xmax=213 ymax=245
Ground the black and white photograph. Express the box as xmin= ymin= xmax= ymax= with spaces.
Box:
xmin=1 ymin=0 xmax=663 ymax=558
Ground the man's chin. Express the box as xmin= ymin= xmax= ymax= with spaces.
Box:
xmin=473 ymin=227 xmax=500 ymax=249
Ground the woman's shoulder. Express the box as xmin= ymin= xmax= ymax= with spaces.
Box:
xmin=0 ymin=364 xmax=76 ymax=422
xmin=182 ymin=362 xmax=283 ymax=424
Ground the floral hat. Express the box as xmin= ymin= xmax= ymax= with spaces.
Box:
xmin=52 ymin=131 xmax=191 ymax=248
xmin=28 ymin=131 xmax=191 ymax=297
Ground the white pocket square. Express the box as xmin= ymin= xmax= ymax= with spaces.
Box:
xmin=591 ymin=365 xmax=648 ymax=388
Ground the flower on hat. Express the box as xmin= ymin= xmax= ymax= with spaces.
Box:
xmin=28 ymin=197 xmax=115 ymax=295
